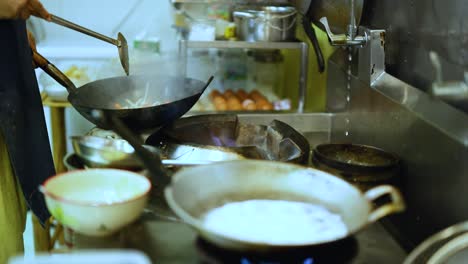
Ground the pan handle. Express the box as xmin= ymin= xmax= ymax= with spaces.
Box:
xmin=204 ymin=76 xmax=214 ymax=91
xmin=92 ymin=110 xmax=172 ymax=188
xmin=33 ymin=50 xmax=78 ymax=93
xmin=364 ymin=185 xmax=406 ymax=223
xmin=302 ymin=15 xmax=325 ymax=73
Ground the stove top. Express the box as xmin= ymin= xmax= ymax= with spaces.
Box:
xmin=65 ymin=220 xmax=405 ymax=264
xmin=195 ymin=237 xmax=358 ymax=264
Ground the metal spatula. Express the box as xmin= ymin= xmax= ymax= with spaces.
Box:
xmin=48 ymin=14 xmax=129 ymax=75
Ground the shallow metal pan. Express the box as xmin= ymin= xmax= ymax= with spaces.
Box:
xmin=164 ymin=160 xmax=406 ymax=251
xmin=95 ymin=111 xmax=405 ymax=253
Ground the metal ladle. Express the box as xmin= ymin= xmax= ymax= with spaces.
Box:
xmin=48 ymin=14 xmax=130 ymax=75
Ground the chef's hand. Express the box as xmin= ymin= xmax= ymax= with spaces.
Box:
xmin=28 ymin=30 xmax=36 ymax=51
xmin=0 ymin=0 xmax=51 ymax=20
xmin=18 ymin=0 xmax=51 ymax=20
xmin=28 ymin=30 xmax=41 ymax=68
xmin=28 ymin=30 xmax=48 ymax=69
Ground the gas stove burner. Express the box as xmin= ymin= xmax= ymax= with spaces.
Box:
xmin=195 ymin=236 xmax=358 ymax=264
xmin=146 ymin=114 xmax=310 ymax=165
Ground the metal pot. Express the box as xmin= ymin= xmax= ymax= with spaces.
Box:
xmin=233 ymin=11 xmax=257 ymax=42
xmin=254 ymin=6 xmax=297 ymax=42
xmin=164 ymin=160 xmax=405 ymax=251
xmin=233 ymin=7 xmax=297 ymax=42
xmin=312 ymin=143 xmax=401 ymax=191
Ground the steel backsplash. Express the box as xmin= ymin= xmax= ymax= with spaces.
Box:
xmin=360 ymin=0 xmax=468 ymax=94
xmin=326 ymin=49 xmax=468 ymax=251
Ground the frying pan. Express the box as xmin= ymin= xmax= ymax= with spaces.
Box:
xmin=312 ymin=143 xmax=400 ymax=170
xmin=312 ymin=143 xmax=401 ymax=191
xmin=164 ymin=160 xmax=405 ymax=251
xmin=33 ymin=51 xmax=213 ymax=133
xmin=95 ymin=109 xmax=406 ymax=253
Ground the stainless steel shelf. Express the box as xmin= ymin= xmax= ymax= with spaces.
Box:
xmin=171 ymin=0 xmax=289 ymax=4
xmin=179 ymin=40 xmax=309 ymax=112
xmin=183 ymin=40 xmax=306 ymax=50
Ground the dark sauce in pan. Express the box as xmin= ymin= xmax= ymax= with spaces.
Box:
xmin=318 ymin=144 xmax=396 ymax=167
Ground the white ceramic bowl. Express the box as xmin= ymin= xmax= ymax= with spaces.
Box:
xmin=41 ymin=169 xmax=151 ymax=236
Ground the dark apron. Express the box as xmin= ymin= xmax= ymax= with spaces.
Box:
xmin=0 ymin=20 xmax=55 ymax=225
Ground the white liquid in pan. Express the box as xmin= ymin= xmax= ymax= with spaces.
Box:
xmin=202 ymin=199 xmax=348 ymax=245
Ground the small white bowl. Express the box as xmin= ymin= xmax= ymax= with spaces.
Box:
xmin=41 ymin=169 xmax=151 ymax=236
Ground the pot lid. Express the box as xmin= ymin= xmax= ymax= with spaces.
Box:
xmin=233 ymin=11 xmax=257 ymax=18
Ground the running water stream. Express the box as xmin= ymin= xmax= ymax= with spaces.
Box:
xmin=345 ymin=48 xmax=353 ymax=137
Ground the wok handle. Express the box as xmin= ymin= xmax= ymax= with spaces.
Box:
xmin=302 ymin=16 xmax=325 ymax=73
xmin=101 ymin=112 xmax=171 ymax=187
xmin=204 ymin=76 xmax=214 ymax=91
xmin=364 ymin=185 xmax=406 ymax=223
xmin=33 ymin=50 xmax=77 ymax=93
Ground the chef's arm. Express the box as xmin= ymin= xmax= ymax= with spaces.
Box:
xmin=0 ymin=0 xmax=50 ymax=67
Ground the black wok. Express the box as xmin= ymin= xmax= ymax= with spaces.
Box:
xmin=70 ymin=75 xmax=212 ymax=132
xmin=34 ymin=51 xmax=212 ymax=132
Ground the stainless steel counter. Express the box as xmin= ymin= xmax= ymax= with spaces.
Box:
xmin=97 ymin=218 xmax=406 ymax=264
xmin=67 ymin=113 xmax=407 ymax=263
xmin=70 ymin=204 xmax=407 ymax=263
